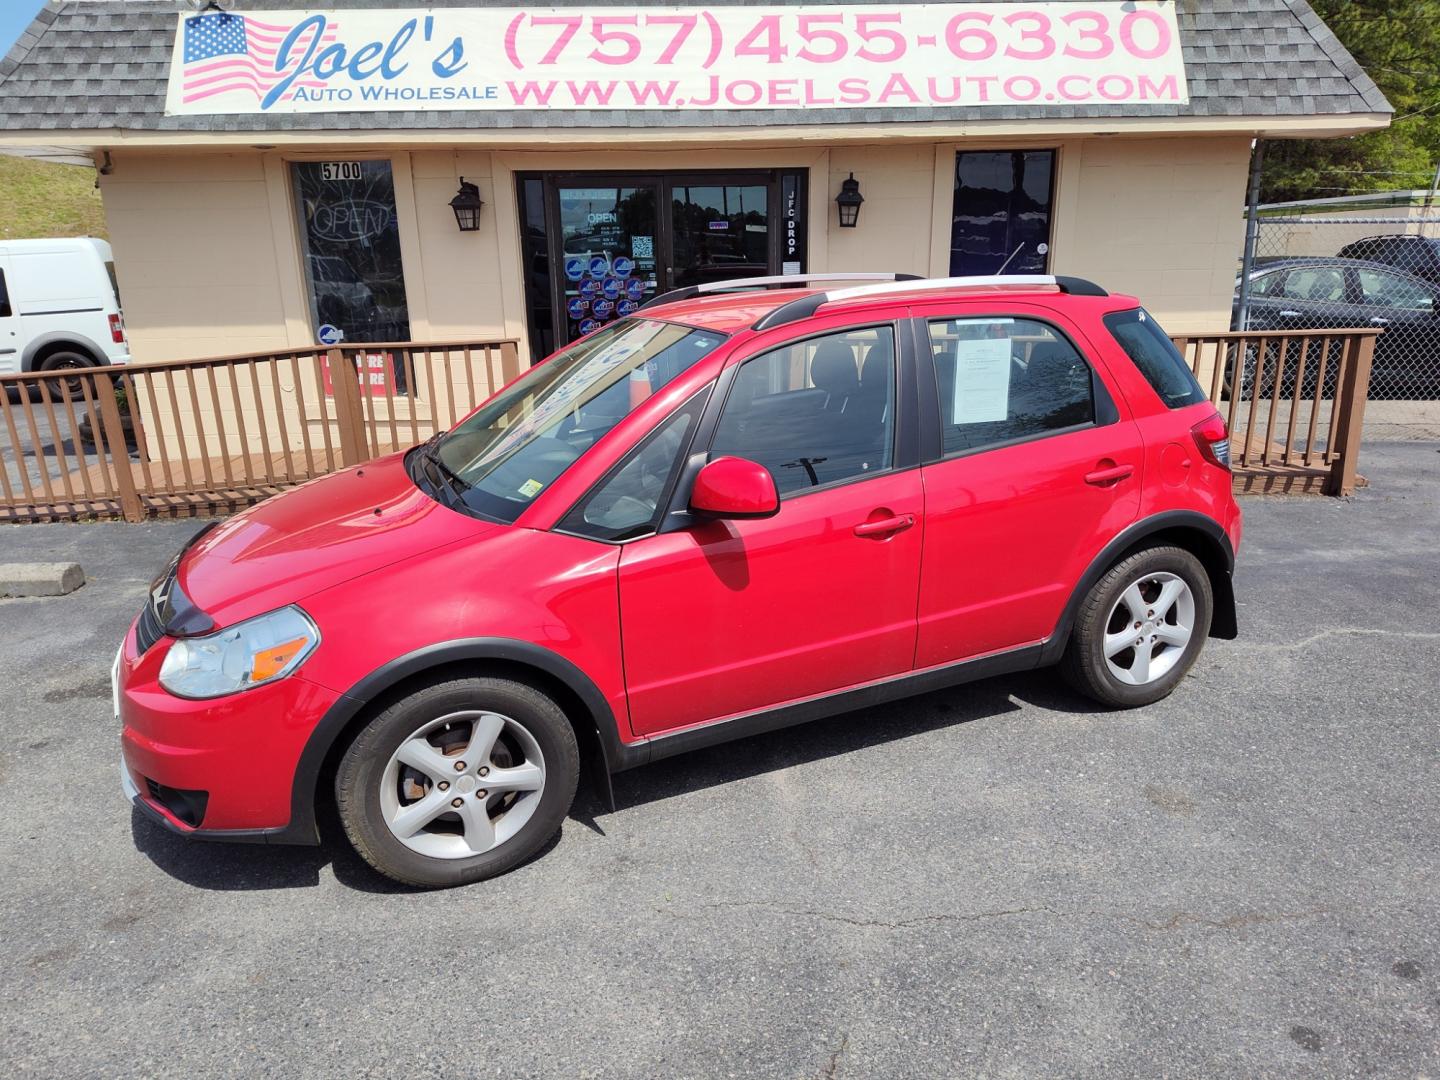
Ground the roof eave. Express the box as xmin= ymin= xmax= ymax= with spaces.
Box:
xmin=0 ymin=112 xmax=1393 ymax=154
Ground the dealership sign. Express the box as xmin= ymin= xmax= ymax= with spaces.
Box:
xmin=165 ymin=4 xmax=1187 ymax=115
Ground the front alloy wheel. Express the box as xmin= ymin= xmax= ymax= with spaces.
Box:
xmin=336 ymin=676 xmax=579 ymax=887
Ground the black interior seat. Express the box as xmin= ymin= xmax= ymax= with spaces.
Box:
xmin=809 ymin=340 xmax=861 ymax=411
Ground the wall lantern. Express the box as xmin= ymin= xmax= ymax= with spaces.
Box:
xmin=835 ymin=173 xmax=864 ymax=228
xmin=449 ymin=177 xmax=484 ymax=232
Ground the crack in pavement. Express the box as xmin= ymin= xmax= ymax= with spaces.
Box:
xmin=654 ymin=899 xmax=1333 ymax=933
xmin=1240 ymin=627 xmax=1440 ymax=653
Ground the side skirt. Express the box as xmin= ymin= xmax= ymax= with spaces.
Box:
xmin=619 ymin=643 xmax=1047 ymax=771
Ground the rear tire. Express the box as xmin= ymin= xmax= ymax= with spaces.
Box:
xmin=1061 ymin=546 xmax=1213 ymax=708
xmin=336 ymin=676 xmax=580 ymax=888
xmin=36 ymin=349 xmax=98 ymax=398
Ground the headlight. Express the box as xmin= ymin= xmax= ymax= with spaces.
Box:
xmin=159 ymin=605 xmax=320 ymax=699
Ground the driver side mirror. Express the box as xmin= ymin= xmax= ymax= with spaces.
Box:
xmin=689 ymin=456 xmax=780 ymax=520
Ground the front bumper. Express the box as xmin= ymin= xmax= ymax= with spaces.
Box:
xmin=116 ymin=617 xmax=339 ymax=844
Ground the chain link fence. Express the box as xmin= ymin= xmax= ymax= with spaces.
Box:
xmin=1238 ymin=214 xmax=1440 ymax=406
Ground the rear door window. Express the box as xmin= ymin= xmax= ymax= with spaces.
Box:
xmin=0 ymin=267 xmax=10 ymax=318
xmin=1103 ymin=308 xmax=1208 ymax=409
xmin=1357 ymin=268 xmax=1435 ymax=311
xmin=926 ymin=317 xmax=1096 ymax=455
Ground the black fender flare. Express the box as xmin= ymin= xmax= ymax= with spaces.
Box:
xmin=1039 ymin=510 xmax=1238 ymax=666
xmin=282 ymin=638 xmax=640 ymax=844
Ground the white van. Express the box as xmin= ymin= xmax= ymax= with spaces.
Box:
xmin=0 ymin=237 xmax=130 ymax=377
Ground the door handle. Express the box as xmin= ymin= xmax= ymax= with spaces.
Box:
xmin=853 ymin=513 xmax=915 ymax=539
xmin=1084 ymin=463 xmax=1134 ymax=486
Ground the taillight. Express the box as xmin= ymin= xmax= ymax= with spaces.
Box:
xmin=1191 ymin=412 xmax=1231 ymax=470
xmin=108 ymin=313 xmax=126 ymax=344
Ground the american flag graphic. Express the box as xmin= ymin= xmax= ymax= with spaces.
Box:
xmin=180 ymin=14 xmax=338 ymax=105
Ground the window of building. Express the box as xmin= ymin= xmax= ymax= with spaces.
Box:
xmin=292 ymin=160 xmax=410 ymax=343
xmin=928 ymin=317 xmax=1095 ymax=455
xmin=1104 ymin=308 xmax=1208 ymax=409
xmin=711 ymin=325 xmax=895 ymax=496
xmin=950 ymin=150 xmax=1056 ymax=277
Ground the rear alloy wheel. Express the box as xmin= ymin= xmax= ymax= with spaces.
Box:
xmin=1061 ymin=546 xmax=1213 ymax=708
xmin=336 ymin=677 xmax=579 ymax=887
xmin=37 ymin=350 xmax=97 ymax=398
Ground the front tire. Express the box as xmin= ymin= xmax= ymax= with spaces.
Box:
xmin=336 ymin=676 xmax=580 ymax=888
xmin=1061 ymin=546 xmax=1213 ymax=708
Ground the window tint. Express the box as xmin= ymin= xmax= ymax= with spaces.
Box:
xmin=0 ymin=268 xmax=10 ymax=318
xmin=928 ymin=317 xmax=1095 ymax=455
xmin=1357 ymin=268 xmax=1435 ymax=310
xmin=711 ymin=326 xmax=895 ymax=496
xmin=1104 ymin=308 xmax=1208 ymax=409
xmin=561 ymin=392 xmax=707 ymax=542
xmin=1277 ymin=266 xmax=1344 ymax=303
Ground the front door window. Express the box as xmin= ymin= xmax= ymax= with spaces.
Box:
xmin=293 ymin=160 xmax=410 ymax=344
xmin=711 ymin=325 xmax=896 ymax=494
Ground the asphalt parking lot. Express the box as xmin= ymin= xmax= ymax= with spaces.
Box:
xmin=1 ymin=442 xmax=1437 ymax=1079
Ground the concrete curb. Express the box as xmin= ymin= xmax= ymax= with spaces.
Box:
xmin=0 ymin=563 xmax=86 ymax=597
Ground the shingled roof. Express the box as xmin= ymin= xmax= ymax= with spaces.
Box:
xmin=0 ymin=0 xmax=1391 ymax=133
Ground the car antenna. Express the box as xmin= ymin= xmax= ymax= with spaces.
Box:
xmin=996 ymin=243 xmax=1026 ymax=275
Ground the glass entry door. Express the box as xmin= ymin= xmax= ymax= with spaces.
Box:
xmin=519 ymin=170 xmax=806 ymax=354
xmin=555 ymin=184 xmax=661 ymax=341
xmin=669 ymin=180 xmax=769 ymax=289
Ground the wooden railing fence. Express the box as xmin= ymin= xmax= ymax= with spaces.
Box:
xmin=0 ymin=340 xmax=519 ymax=523
xmin=0 ymin=327 xmax=1378 ymax=524
xmin=1171 ymin=328 xmax=1378 ymax=495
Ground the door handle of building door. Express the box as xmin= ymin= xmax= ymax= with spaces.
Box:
xmin=1084 ymin=463 xmax=1134 ymax=486
xmin=853 ymin=513 xmax=915 ymax=539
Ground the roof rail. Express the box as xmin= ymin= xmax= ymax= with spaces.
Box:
xmin=639 ymin=272 xmax=923 ymax=311
xmin=751 ymin=274 xmax=1109 ymax=331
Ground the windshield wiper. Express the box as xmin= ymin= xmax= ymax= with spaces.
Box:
xmin=424 ymin=441 xmax=472 ymax=495
xmin=411 ymin=436 xmax=467 ymax=508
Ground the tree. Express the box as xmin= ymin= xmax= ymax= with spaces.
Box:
xmin=1259 ymin=1 xmax=1440 ymax=203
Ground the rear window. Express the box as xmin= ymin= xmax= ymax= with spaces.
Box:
xmin=1103 ymin=308 xmax=1208 ymax=409
xmin=0 ymin=268 xmax=10 ymax=318
xmin=105 ymin=261 xmax=121 ymax=306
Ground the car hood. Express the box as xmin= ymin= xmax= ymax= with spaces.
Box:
xmin=176 ymin=451 xmax=501 ymax=627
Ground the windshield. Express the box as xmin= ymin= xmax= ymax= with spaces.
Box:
xmin=429 ymin=319 xmax=726 ymax=522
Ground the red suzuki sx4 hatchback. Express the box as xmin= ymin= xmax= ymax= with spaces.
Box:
xmin=116 ymin=274 xmax=1241 ymax=887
